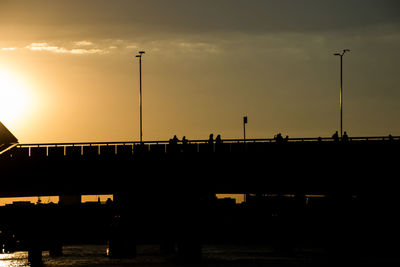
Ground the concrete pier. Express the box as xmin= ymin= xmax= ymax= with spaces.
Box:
xmin=27 ymin=245 xmax=42 ymax=266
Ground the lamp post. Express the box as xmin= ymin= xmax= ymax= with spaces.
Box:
xmin=334 ymin=49 xmax=350 ymax=138
xmin=136 ymin=51 xmax=145 ymax=143
xmin=243 ymin=116 xmax=248 ymax=143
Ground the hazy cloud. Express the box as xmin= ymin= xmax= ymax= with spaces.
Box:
xmin=0 ymin=47 xmax=16 ymax=51
xmin=25 ymin=42 xmax=107 ymax=55
xmin=2 ymin=38 xmax=221 ymax=56
xmin=126 ymin=44 xmax=139 ymax=49
xmin=1 ymin=0 xmax=399 ymax=41
xmin=26 ymin=43 xmax=66 ymax=53
xmin=69 ymin=48 xmax=104 ymax=55
xmin=174 ymin=41 xmax=219 ymax=54
xmin=74 ymin=40 xmax=93 ymax=46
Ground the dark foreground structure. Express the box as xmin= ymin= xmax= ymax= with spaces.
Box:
xmin=0 ymin=136 xmax=399 ymax=265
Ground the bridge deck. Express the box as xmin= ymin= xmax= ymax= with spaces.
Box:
xmin=0 ymin=137 xmax=399 ymax=197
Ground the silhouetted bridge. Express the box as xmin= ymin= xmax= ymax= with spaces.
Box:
xmin=2 ymin=136 xmax=400 ymax=263
xmin=1 ymin=136 xmax=399 ymax=198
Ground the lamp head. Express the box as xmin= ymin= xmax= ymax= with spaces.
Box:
xmin=139 ymin=51 xmax=145 ymax=55
xmin=343 ymin=49 xmax=350 ymax=53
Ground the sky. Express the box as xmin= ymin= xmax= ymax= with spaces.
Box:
xmin=0 ymin=0 xmax=399 ymax=143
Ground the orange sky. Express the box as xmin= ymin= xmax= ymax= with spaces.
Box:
xmin=1 ymin=0 xmax=400 ymax=144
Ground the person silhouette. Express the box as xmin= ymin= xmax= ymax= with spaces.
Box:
xmin=275 ymin=133 xmax=283 ymax=143
xmin=182 ymin=136 xmax=188 ymax=145
xmin=332 ymin=131 xmax=339 ymax=142
xmin=169 ymin=135 xmax=180 ymax=153
xmin=172 ymin=135 xmax=179 ymax=145
xmin=342 ymin=131 xmax=349 ymax=142
xmin=181 ymin=136 xmax=188 ymax=153
xmin=214 ymin=134 xmax=223 ymax=153
xmin=208 ymin=134 xmax=214 ymax=145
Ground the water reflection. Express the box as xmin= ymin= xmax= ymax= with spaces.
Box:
xmin=0 ymin=251 xmax=28 ymax=266
xmin=0 ymin=243 xmax=327 ymax=266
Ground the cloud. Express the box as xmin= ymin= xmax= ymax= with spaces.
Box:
xmin=174 ymin=41 xmax=219 ymax=54
xmin=126 ymin=44 xmax=139 ymax=49
xmin=1 ymin=0 xmax=399 ymax=41
xmin=70 ymin=48 xmax=104 ymax=54
xmin=26 ymin=43 xmax=67 ymax=53
xmin=20 ymin=39 xmax=221 ymax=56
xmin=25 ymin=42 xmax=107 ymax=55
xmin=0 ymin=0 xmax=400 ymax=39
xmin=74 ymin=40 xmax=93 ymax=46
xmin=1 ymin=47 xmax=16 ymax=51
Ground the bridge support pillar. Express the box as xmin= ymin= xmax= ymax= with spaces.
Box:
xmin=49 ymin=241 xmax=63 ymax=257
xmin=323 ymin=193 xmax=355 ymax=262
xmin=107 ymin=234 xmax=137 ymax=258
xmin=27 ymin=245 xmax=42 ymax=266
xmin=175 ymin=194 xmax=202 ymax=263
xmin=160 ymin=241 xmax=175 ymax=254
xmin=59 ymin=195 xmax=81 ymax=205
xmin=107 ymin=192 xmax=137 ymax=258
xmin=177 ymin=241 xmax=202 ymax=263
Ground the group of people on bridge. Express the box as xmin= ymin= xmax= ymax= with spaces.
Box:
xmin=274 ymin=133 xmax=289 ymax=143
xmin=167 ymin=131 xmax=396 ymax=146
xmin=331 ymin=131 xmax=349 ymax=142
xmin=169 ymin=134 xmax=223 ymax=146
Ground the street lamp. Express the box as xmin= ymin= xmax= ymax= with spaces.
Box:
xmin=334 ymin=49 xmax=350 ymax=138
xmin=243 ymin=116 xmax=248 ymax=143
xmin=136 ymin=51 xmax=145 ymax=143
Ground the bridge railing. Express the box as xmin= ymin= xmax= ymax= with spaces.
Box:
xmin=1 ymin=135 xmax=398 ymax=159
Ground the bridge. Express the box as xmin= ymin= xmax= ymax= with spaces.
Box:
xmin=1 ymin=136 xmax=399 ymax=198
xmin=1 ymin=136 xmax=400 ymax=263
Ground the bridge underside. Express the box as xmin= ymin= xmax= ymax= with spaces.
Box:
xmin=0 ymin=141 xmax=398 ymax=198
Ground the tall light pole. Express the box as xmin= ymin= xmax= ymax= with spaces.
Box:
xmin=243 ymin=116 xmax=248 ymax=143
xmin=136 ymin=51 xmax=145 ymax=143
xmin=334 ymin=49 xmax=350 ymax=138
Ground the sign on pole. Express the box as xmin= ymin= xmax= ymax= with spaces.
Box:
xmin=243 ymin=116 xmax=248 ymax=142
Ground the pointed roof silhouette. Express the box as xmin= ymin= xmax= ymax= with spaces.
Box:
xmin=0 ymin=121 xmax=18 ymax=154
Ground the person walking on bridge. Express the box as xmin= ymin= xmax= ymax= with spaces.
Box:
xmin=215 ymin=135 xmax=222 ymax=144
xmin=342 ymin=131 xmax=349 ymax=142
xmin=275 ymin=133 xmax=283 ymax=143
xmin=182 ymin=136 xmax=188 ymax=145
xmin=172 ymin=135 xmax=179 ymax=145
xmin=208 ymin=134 xmax=214 ymax=145
xmin=332 ymin=131 xmax=339 ymax=142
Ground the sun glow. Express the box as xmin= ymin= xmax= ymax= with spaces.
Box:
xmin=0 ymin=68 xmax=31 ymax=127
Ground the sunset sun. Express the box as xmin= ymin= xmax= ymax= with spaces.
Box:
xmin=0 ymin=68 xmax=31 ymax=127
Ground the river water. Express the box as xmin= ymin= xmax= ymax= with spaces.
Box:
xmin=1 ymin=243 xmax=399 ymax=266
xmin=0 ymin=243 xmax=332 ymax=266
